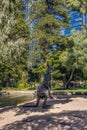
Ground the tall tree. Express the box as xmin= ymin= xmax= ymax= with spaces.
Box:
xmin=29 ymin=0 xmax=69 ymax=77
xmin=0 ymin=0 xmax=30 ymax=87
xmin=62 ymin=30 xmax=87 ymax=88
xmin=0 ymin=0 xmax=30 ymax=63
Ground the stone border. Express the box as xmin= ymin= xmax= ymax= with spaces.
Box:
xmin=0 ymin=90 xmax=34 ymax=96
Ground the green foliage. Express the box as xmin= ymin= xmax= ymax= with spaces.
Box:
xmin=85 ymin=80 xmax=87 ymax=88
xmin=52 ymin=29 xmax=87 ymax=89
xmin=53 ymin=84 xmax=62 ymax=90
xmin=17 ymin=83 xmax=31 ymax=90
xmin=0 ymin=0 xmax=30 ymax=63
xmin=28 ymin=67 xmax=42 ymax=85
xmin=1 ymin=0 xmax=86 ymax=90
xmin=67 ymin=30 xmax=87 ymax=88
xmin=28 ymin=0 xmax=87 ymax=88
xmin=68 ymin=30 xmax=87 ymax=71
xmin=0 ymin=0 xmax=30 ymax=88
xmin=66 ymin=0 xmax=87 ymax=13
xmin=28 ymin=0 xmax=69 ymax=81
xmin=53 ymin=89 xmax=87 ymax=93
xmin=0 ymin=87 xmax=2 ymax=90
xmin=0 ymin=50 xmax=29 ymax=87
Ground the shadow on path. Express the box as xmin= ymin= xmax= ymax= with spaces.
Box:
xmin=15 ymin=97 xmax=73 ymax=116
xmin=0 ymin=96 xmax=72 ymax=114
xmin=1 ymin=110 xmax=87 ymax=130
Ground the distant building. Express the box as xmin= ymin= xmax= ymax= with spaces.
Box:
xmin=24 ymin=1 xmax=87 ymax=36
xmin=63 ymin=10 xmax=87 ymax=36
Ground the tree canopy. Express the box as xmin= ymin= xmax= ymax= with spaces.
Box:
xmin=0 ymin=0 xmax=30 ymax=87
xmin=0 ymin=0 xmax=30 ymax=63
xmin=28 ymin=0 xmax=69 ymax=74
xmin=66 ymin=0 xmax=87 ymax=13
xmin=0 ymin=0 xmax=87 ymax=89
xmin=28 ymin=0 xmax=87 ymax=88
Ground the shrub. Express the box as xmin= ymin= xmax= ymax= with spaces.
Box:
xmin=17 ymin=83 xmax=31 ymax=90
xmin=53 ymin=85 xmax=62 ymax=90
xmin=85 ymin=80 xmax=87 ymax=88
xmin=0 ymin=87 xmax=2 ymax=90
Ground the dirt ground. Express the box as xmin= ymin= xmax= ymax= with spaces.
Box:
xmin=0 ymin=95 xmax=87 ymax=130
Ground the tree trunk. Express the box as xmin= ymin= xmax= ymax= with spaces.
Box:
xmin=6 ymin=80 xmax=10 ymax=87
xmin=63 ymin=75 xmax=67 ymax=89
xmin=63 ymin=69 xmax=74 ymax=89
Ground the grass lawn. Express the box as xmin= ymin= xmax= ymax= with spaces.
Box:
xmin=1 ymin=88 xmax=87 ymax=93
xmin=53 ymin=89 xmax=87 ymax=93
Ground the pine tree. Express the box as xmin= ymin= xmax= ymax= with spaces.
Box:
xmin=29 ymin=0 xmax=70 ymax=77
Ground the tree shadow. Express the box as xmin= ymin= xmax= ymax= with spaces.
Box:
xmin=0 ymin=96 xmax=72 ymax=114
xmin=14 ymin=97 xmax=73 ymax=116
xmin=0 ymin=95 xmax=87 ymax=115
xmin=1 ymin=110 xmax=87 ymax=130
xmin=0 ymin=105 xmax=16 ymax=114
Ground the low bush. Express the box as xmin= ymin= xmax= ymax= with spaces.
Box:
xmin=53 ymin=85 xmax=63 ymax=90
xmin=17 ymin=83 xmax=31 ymax=90
xmin=0 ymin=87 xmax=2 ymax=90
xmin=85 ymin=80 xmax=87 ymax=88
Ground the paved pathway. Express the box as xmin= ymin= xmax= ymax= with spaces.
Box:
xmin=0 ymin=96 xmax=87 ymax=130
